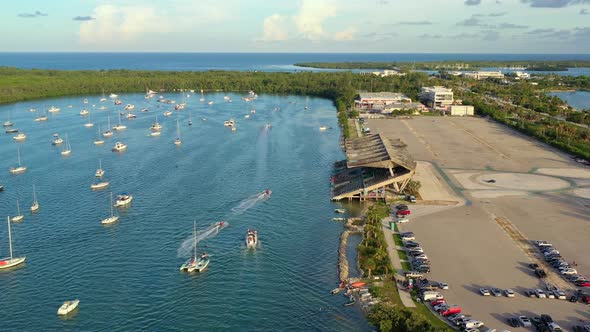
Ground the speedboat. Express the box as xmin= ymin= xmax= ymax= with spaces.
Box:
xmin=90 ymin=181 xmax=109 ymax=190
xmin=260 ymin=189 xmax=272 ymax=198
xmin=114 ymin=100 xmax=122 ymax=105
xmin=79 ymin=109 xmax=89 ymax=116
xmin=112 ymin=142 xmax=127 ymax=152
xmin=124 ymin=104 xmax=135 ymax=110
xmin=57 ymin=300 xmax=79 ymax=316
xmin=335 ymin=209 xmax=347 ymax=214
xmin=163 ymin=111 xmax=173 ymax=117
xmin=13 ymin=133 xmax=26 ymax=141
xmin=246 ymin=229 xmax=258 ymax=249
xmin=174 ymin=103 xmax=185 ymax=110
xmin=35 ymin=115 xmax=48 ymax=122
xmin=52 ymin=134 xmax=64 ymax=145
xmin=114 ymin=193 xmax=133 ymax=207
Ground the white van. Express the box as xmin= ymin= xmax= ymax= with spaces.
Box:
xmin=463 ymin=320 xmax=484 ymax=329
xmin=422 ymin=291 xmax=443 ymax=301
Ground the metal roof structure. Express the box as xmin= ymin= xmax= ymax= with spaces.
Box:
xmin=344 ymin=133 xmax=416 ymax=171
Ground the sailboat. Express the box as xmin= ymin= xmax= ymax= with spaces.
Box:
xmin=199 ymin=89 xmax=205 ymax=102
xmin=113 ymin=112 xmax=126 ymax=131
xmin=31 ymin=185 xmax=39 ymax=212
xmin=304 ymin=96 xmax=309 ymax=110
xmin=61 ymin=134 xmax=72 ymax=156
xmin=180 ymin=221 xmax=210 ymax=273
xmin=84 ymin=113 xmax=94 ymax=127
xmin=0 ymin=216 xmax=26 ymax=269
xmin=188 ymin=111 xmax=193 ymax=126
xmin=100 ymin=89 xmax=107 ymax=102
xmin=101 ymin=193 xmax=119 ymax=225
xmin=94 ymin=125 xmax=105 ymax=145
xmin=103 ymin=116 xmax=113 ymax=137
xmin=9 ymin=147 xmax=27 ymax=174
xmin=3 ymin=112 xmax=13 ymax=127
xmin=95 ymin=159 xmax=105 ymax=177
xmin=11 ymin=200 xmax=24 ymax=222
xmin=174 ymin=120 xmax=182 ymax=145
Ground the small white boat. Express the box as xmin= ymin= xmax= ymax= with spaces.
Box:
xmin=11 ymin=200 xmax=24 ymax=222
xmin=79 ymin=109 xmax=89 ymax=116
xmin=83 ymin=98 xmax=89 ymax=104
xmin=35 ymin=115 xmax=48 ymax=122
xmin=224 ymin=119 xmax=235 ymax=127
xmin=112 ymin=142 xmax=127 ymax=152
xmin=163 ymin=110 xmax=173 ymax=117
xmin=3 ymin=120 xmax=13 ymax=127
xmin=13 ymin=133 xmax=26 ymax=141
xmin=100 ymin=98 xmax=107 ymax=102
xmin=113 ymin=113 xmax=127 ymax=131
xmin=9 ymin=147 xmax=27 ymax=174
xmin=150 ymin=131 xmax=161 ymax=137
xmin=207 ymin=101 xmax=213 ymax=105
xmin=57 ymin=300 xmax=79 ymax=316
xmin=52 ymin=134 xmax=64 ymax=145
xmin=244 ymin=114 xmax=250 ymax=119
xmin=174 ymin=120 xmax=182 ymax=145
xmin=109 ymin=93 xmax=118 ymax=98
xmin=94 ymin=126 xmax=105 ymax=145
xmin=250 ymin=109 xmax=256 ymax=114
xmin=126 ymin=113 xmax=137 ymax=119
xmin=114 ymin=193 xmax=133 ymax=207
xmin=48 ymin=106 xmax=60 ymax=113
xmin=0 ymin=216 xmax=26 ymax=270
xmin=90 ymin=181 xmax=109 ymax=190
xmin=98 ymin=106 xmax=107 ymax=110
xmin=332 ymin=217 xmax=346 ymax=222
xmin=150 ymin=119 xmax=162 ymax=131
xmin=95 ymin=160 xmax=105 ymax=177
xmin=61 ymin=134 xmax=72 ymax=156
xmin=246 ymin=229 xmax=258 ymax=249
xmin=140 ymin=108 xmax=149 ymax=112
xmin=124 ymin=104 xmax=135 ymax=110
xmin=102 ymin=192 xmax=120 ymax=225
xmin=114 ymin=100 xmax=122 ymax=105
xmin=174 ymin=103 xmax=185 ymax=110
xmin=103 ymin=116 xmax=114 ymax=137
xmin=31 ymin=185 xmax=39 ymax=212
xmin=335 ymin=209 xmax=347 ymax=214
xmin=29 ymin=108 xmax=37 ymax=112
xmin=84 ymin=122 xmax=94 ymax=128
xmin=224 ymin=96 xmax=230 ymax=100
xmin=319 ymin=126 xmax=328 ymax=131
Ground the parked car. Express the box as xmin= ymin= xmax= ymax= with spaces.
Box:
xmin=535 ymin=241 xmax=553 ymax=247
xmin=535 ymin=269 xmax=547 ymax=278
xmin=442 ymin=306 xmax=461 ymax=317
xmin=408 ymin=195 xmax=416 ymax=203
xmin=491 ymin=288 xmax=502 ymax=297
xmin=504 ymin=289 xmax=515 ymax=297
xmin=401 ymin=235 xmax=415 ymax=241
xmin=525 ymin=289 xmax=536 ymax=297
xmin=400 ymin=231 xmax=414 ymax=237
xmin=396 ymin=217 xmax=409 ymax=223
xmin=396 ymin=204 xmax=408 ymax=210
xmin=518 ymin=316 xmax=532 ymax=327
xmin=553 ymin=290 xmax=566 ymax=300
xmin=535 ymin=289 xmax=547 ymax=298
xmin=540 ymin=314 xmax=554 ymax=324
xmin=404 ymin=241 xmax=420 ymax=248
xmin=479 ymin=288 xmax=491 ymax=296
xmin=531 ymin=316 xmax=543 ymax=327
xmin=508 ymin=317 xmax=520 ymax=327
xmin=439 ymin=282 xmax=449 ymax=290
xmin=547 ymin=322 xmax=563 ymax=331
xmin=547 ymin=291 xmax=556 ymax=299
xmin=463 ymin=320 xmax=484 ymax=329
xmin=447 ymin=313 xmax=465 ymax=322
xmin=581 ymin=295 xmax=590 ymax=304
xmin=397 ymin=209 xmax=411 ymax=216
xmin=430 ymin=299 xmax=446 ymax=307
xmin=576 ymin=281 xmax=590 ymax=287
xmin=560 ymin=268 xmax=578 ymax=275
xmin=529 ymin=263 xmax=539 ymax=269
xmin=405 ymin=271 xmax=423 ymax=278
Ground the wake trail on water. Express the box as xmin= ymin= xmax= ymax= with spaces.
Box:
xmin=230 ymin=191 xmax=270 ymax=215
xmin=177 ymin=222 xmax=229 ymax=258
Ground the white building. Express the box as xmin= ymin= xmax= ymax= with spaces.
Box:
xmin=462 ymin=71 xmax=505 ymax=80
xmin=371 ymin=69 xmax=406 ymax=77
xmin=449 ymin=105 xmax=474 ymax=116
xmin=514 ymin=71 xmax=531 ymax=79
xmin=418 ymin=86 xmax=454 ymax=108
xmin=355 ymin=92 xmax=412 ymax=110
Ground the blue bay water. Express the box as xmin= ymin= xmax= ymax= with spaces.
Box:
xmin=0 ymin=93 xmax=367 ymax=331
xmin=0 ymin=53 xmax=589 ymax=75
xmin=548 ymin=91 xmax=590 ymax=110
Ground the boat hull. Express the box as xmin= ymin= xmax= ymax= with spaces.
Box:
xmin=0 ymin=257 xmax=26 ymax=269
xmin=57 ymin=300 xmax=80 ymax=316
xmin=101 ymin=216 xmax=119 ymax=225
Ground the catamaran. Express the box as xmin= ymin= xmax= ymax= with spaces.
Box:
xmin=31 ymin=185 xmax=39 ymax=212
xmin=180 ymin=221 xmax=210 ymax=273
xmin=61 ymin=134 xmax=72 ymax=156
xmin=95 ymin=159 xmax=105 ymax=177
xmin=11 ymin=200 xmax=24 ymax=222
xmin=101 ymin=192 xmax=119 ymax=225
xmin=174 ymin=120 xmax=182 ymax=145
xmin=0 ymin=216 xmax=26 ymax=270
xmin=9 ymin=147 xmax=27 ymax=174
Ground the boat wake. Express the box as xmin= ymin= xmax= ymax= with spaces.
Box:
xmin=177 ymin=221 xmax=229 ymax=258
xmin=230 ymin=190 xmax=271 ymax=215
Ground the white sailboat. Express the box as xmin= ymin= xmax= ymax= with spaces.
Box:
xmin=79 ymin=109 xmax=89 ymax=116
xmin=3 ymin=112 xmax=13 ymax=127
xmin=101 ymin=192 xmax=120 ymax=225
xmin=91 ymin=180 xmax=109 ymax=190
xmin=31 ymin=185 xmax=39 ymax=212
xmin=174 ymin=120 xmax=182 ymax=145
xmin=199 ymin=89 xmax=205 ymax=102
xmin=103 ymin=116 xmax=113 ymax=137
xmin=9 ymin=147 xmax=27 ymax=174
xmin=11 ymin=200 xmax=24 ymax=222
xmin=94 ymin=125 xmax=105 ymax=145
xmin=84 ymin=113 xmax=94 ymax=127
xmin=0 ymin=216 xmax=26 ymax=270
xmin=61 ymin=134 xmax=72 ymax=156
xmin=150 ymin=116 xmax=162 ymax=132
xmin=95 ymin=159 xmax=105 ymax=177
xmin=113 ymin=113 xmax=126 ymax=131
xmin=188 ymin=111 xmax=193 ymax=126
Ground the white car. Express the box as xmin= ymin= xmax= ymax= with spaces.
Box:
xmin=554 ymin=289 xmax=566 ymax=300
xmin=547 ymin=322 xmax=563 ymax=331
xmin=479 ymin=288 xmax=491 ymax=296
xmin=396 ymin=217 xmax=409 ymax=223
xmin=535 ymin=289 xmax=547 ymax=298
xmin=504 ymin=289 xmax=515 ymax=297
xmin=463 ymin=320 xmax=485 ymax=329
xmin=401 ymin=235 xmax=415 ymax=241
xmin=560 ymin=268 xmax=578 ymax=275
xmin=518 ymin=316 xmax=532 ymax=327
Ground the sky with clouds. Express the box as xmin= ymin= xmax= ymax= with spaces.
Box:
xmin=0 ymin=0 xmax=589 ymax=53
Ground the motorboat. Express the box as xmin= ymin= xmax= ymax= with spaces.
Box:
xmin=48 ymin=106 xmax=60 ymax=113
xmin=259 ymin=189 xmax=272 ymax=198
xmin=244 ymin=114 xmax=250 ymax=119
xmin=114 ymin=193 xmax=133 ymax=207
xmin=111 ymin=142 xmax=127 ymax=152
xmin=150 ymin=119 xmax=162 ymax=131
xmin=124 ymin=104 xmax=135 ymax=110
xmin=223 ymin=119 xmax=235 ymax=127
xmin=140 ymin=108 xmax=149 ymax=112
xmin=80 ymin=109 xmax=89 ymax=116
xmin=343 ymin=295 xmax=356 ymax=307
xmin=319 ymin=126 xmax=331 ymax=131
xmin=0 ymin=216 xmax=26 ymax=270
xmin=246 ymin=229 xmax=258 ymax=249
xmin=332 ymin=217 xmax=345 ymax=222
xmin=207 ymin=101 xmax=213 ymax=105
xmin=224 ymin=96 xmax=230 ymax=100
xmin=6 ymin=128 xmax=18 ymax=133
xmin=9 ymin=147 xmax=27 ymax=174
xmin=163 ymin=110 xmax=173 ymax=117
xmin=150 ymin=131 xmax=161 ymax=137
xmin=174 ymin=103 xmax=185 ymax=110
xmin=35 ymin=115 xmax=48 ymax=122
xmin=101 ymin=192 xmax=119 ymax=225
xmin=126 ymin=113 xmax=137 ymax=119
xmin=90 ymin=181 xmax=109 ymax=190
xmin=57 ymin=300 xmax=79 ymax=316
xmin=114 ymin=100 xmax=122 ymax=105
xmin=13 ymin=133 xmax=26 ymax=141
xmin=11 ymin=200 xmax=24 ymax=223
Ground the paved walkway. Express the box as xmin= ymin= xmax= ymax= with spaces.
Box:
xmin=381 ymin=217 xmax=416 ymax=308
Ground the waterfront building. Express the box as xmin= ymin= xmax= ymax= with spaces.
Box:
xmin=461 ymin=71 xmax=505 ymax=80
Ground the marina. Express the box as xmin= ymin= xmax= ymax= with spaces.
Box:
xmin=0 ymin=92 xmax=366 ymax=331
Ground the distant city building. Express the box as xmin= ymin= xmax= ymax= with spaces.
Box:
xmin=418 ymin=86 xmax=454 ymax=108
xmin=449 ymin=105 xmax=474 ymax=116
xmin=355 ymin=92 xmax=412 ymax=110
xmin=370 ymin=69 xmax=406 ymax=77
xmin=461 ymin=71 xmax=505 ymax=80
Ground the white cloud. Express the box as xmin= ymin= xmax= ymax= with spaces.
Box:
xmin=334 ymin=27 xmax=357 ymax=41
xmin=262 ymin=14 xmax=288 ymax=41
xmin=293 ymin=0 xmax=337 ymax=40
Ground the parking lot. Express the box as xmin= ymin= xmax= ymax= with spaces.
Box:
xmin=367 ymin=117 xmax=590 ymax=330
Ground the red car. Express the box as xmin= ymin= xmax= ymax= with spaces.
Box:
xmin=431 ymin=299 xmax=446 ymax=307
xmin=397 ymin=209 xmax=411 ymax=216
xmin=577 ymin=281 xmax=590 ymax=287
xmin=442 ymin=306 xmax=462 ymax=317
xmin=582 ymin=295 xmax=590 ymax=304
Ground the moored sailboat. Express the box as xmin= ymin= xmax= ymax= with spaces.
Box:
xmin=0 ymin=216 xmax=26 ymax=270
xmin=11 ymin=200 xmax=24 ymax=222
xmin=9 ymin=147 xmax=27 ymax=174
xmin=101 ymin=192 xmax=119 ymax=225
xmin=30 ymin=185 xmax=39 ymax=212
xmin=174 ymin=120 xmax=182 ymax=145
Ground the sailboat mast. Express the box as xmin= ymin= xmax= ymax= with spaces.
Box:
xmin=193 ymin=221 xmax=197 ymax=259
xmin=33 ymin=185 xmax=37 ymax=203
xmin=110 ymin=192 xmax=114 ymax=217
xmin=16 ymin=200 xmax=21 ymax=215
xmin=7 ymin=216 xmax=13 ymax=259
xmin=17 ymin=147 xmax=21 ymax=166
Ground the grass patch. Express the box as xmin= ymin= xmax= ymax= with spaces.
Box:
xmin=414 ymin=302 xmax=454 ymax=331
xmin=347 ymin=119 xmax=359 ymax=138
xmin=370 ymin=279 xmax=402 ymax=306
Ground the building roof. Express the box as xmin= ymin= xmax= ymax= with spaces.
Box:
xmin=358 ymin=92 xmax=409 ymax=101
xmin=345 ymin=133 xmax=416 ymax=171
xmin=421 ymin=86 xmax=453 ymax=93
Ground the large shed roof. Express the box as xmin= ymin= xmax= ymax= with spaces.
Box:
xmin=345 ymin=133 xmax=416 ymax=171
